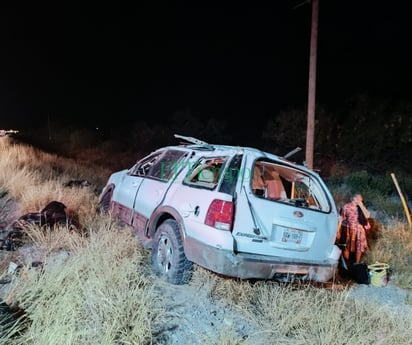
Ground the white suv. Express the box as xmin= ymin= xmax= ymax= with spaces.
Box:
xmin=99 ymin=135 xmax=341 ymax=284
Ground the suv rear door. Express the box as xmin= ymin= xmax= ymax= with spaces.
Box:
xmin=165 ymin=154 xmax=234 ymax=232
xmin=232 ymin=158 xmax=338 ymax=261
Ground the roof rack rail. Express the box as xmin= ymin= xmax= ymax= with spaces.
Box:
xmin=174 ymin=134 xmax=215 ymax=150
xmin=283 ymin=147 xmax=302 ymax=159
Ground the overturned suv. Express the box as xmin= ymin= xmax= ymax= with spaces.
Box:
xmin=99 ymin=135 xmax=341 ymax=285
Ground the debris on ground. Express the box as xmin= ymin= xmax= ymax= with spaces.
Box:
xmin=63 ymin=179 xmax=91 ymax=188
xmin=0 ymin=201 xmax=79 ymax=251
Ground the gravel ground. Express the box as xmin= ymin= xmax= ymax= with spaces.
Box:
xmin=152 ymin=281 xmax=261 ymax=345
xmin=152 ymin=276 xmax=412 ymax=345
xmin=347 ymin=280 xmax=412 ymax=316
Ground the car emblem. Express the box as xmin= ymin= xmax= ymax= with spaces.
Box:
xmin=294 ymin=211 xmax=304 ymax=218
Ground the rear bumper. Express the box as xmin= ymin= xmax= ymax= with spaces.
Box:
xmin=185 ymin=237 xmax=340 ymax=283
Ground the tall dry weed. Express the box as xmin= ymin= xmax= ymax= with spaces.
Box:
xmin=208 ymin=280 xmax=412 ymax=345
xmin=365 ymin=221 xmax=412 ymax=290
xmin=8 ymin=216 xmax=167 ymax=345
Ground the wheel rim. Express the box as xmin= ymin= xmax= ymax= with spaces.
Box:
xmin=156 ymin=233 xmax=173 ymax=273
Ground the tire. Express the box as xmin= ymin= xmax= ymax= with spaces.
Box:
xmin=151 ymin=219 xmax=193 ymax=285
xmin=99 ymin=188 xmax=112 ymax=213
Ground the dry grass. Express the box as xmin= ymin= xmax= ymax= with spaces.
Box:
xmin=248 ymin=283 xmax=412 ymax=345
xmin=4 ymin=217 xmax=167 ymax=345
xmin=191 ymin=267 xmax=412 ymax=345
xmin=1 ymin=136 xmax=412 ymax=344
xmin=0 ymin=137 xmax=106 ymax=220
xmin=365 ymin=221 xmax=412 ymax=290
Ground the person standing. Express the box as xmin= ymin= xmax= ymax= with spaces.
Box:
xmin=340 ymin=193 xmax=371 ymax=264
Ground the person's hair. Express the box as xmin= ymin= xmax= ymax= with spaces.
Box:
xmin=351 ymin=193 xmax=362 ymax=202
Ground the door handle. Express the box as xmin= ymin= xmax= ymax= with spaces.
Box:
xmin=181 ymin=205 xmax=200 ymax=217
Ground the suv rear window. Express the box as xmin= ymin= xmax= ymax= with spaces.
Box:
xmin=252 ymin=160 xmax=331 ymax=212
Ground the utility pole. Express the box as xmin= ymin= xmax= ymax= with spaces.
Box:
xmin=305 ymin=0 xmax=319 ymax=169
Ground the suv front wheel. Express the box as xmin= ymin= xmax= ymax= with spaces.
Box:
xmin=151 ymin=219 xmax=193 ymax=285
xmin=99 ymin=188 xmax=113 ymax=213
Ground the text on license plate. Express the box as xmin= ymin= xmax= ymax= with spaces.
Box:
xmin=281 ymin=228 xmax=303 ymax=244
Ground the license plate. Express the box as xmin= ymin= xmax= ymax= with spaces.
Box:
xmin=281 ymin=228 xmax=303 ymax=244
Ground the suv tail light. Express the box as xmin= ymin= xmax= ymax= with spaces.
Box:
xmin=205 ymin=199 xmax=233 ymax=231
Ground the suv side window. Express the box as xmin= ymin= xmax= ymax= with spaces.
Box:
xmin=219 ymin=154 xmax=242 ymax=195
xmin=184 ymin=156 xmax=228 ymax=189
xmin=129 ymin=149 xmax=187 ymax=181
xmin=129 ymin=151 xmax=163 ymax=177
xmin=150 ymin=150 xmax=187 ymax=181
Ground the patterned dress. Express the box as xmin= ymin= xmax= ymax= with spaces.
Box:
xmin=341 ymin=201 xmax=368 ymax=254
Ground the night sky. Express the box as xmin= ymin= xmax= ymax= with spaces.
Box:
xmin=1 ymin=1 xmax=411 ymax=131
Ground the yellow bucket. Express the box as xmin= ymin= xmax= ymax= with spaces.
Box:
xmin=368 ymin=262 xmax=389 ymax=287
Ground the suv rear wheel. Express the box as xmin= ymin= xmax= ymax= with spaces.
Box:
xmin=151 ymin=219 xmax=193 ymax=284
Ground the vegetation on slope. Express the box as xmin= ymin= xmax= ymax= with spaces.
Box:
xmin=1 ymin=136 xmax=411 ymax=344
